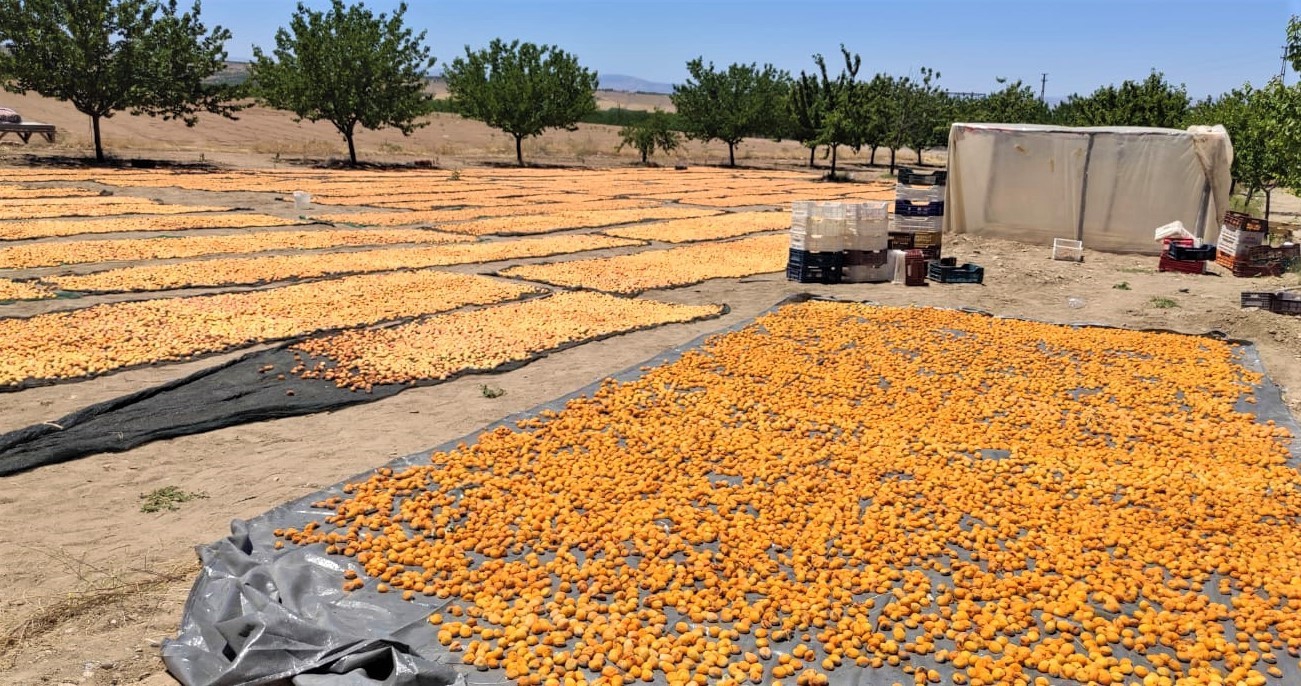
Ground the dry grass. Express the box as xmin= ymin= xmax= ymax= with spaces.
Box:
xmin=0 ymin=547 xmax=199 ymax=667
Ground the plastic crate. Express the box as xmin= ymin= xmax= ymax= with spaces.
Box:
xmin=1217 ymin=226 xmax=1267 ymax=257
xmin=1168 ymin=244 xmax=1217 ymax=261
xmin=927 ymin=261 xmax=983 ymax=284
xmin=1052 ymin=238 xmax=1084 ymax=262
xmin=1241 ymin=292 xmax=1275 ymax=309
xmin=786 ymin=249 xmax=843 ymax=284
xmin=895 ymin=184 xmax=944 ymax=203
xmin=1273 ymin=294 xmax=1301 ymax=315
xmin=790 ymin=229 xmax=844 ymax=253
xmin=1158 ymin=252 xmax=1206 ymax=274
xmin=903 ymin=250 xmax=929 ymax=286
xmin=1224 ymin=211 xmax=1268 ymax=232
xmin=911 ymin=230 xmax=943 ymax=248
xmin=891 ymin=215 xmax=943 ymax=232
xmin=844 ymin=249 xmax=888 ymax=267
xmin=917 ymin=245 xmax=941 ymax=260
xmin=1216 ymin=252 xmax=1285 ymax=278
xmin=844 ymin=232 xmax=888 ymax=252
xmin=1246 ymin=243 xmax=1300 ymax=264
xmin=898 ymin=168 xmax=947 ymax=186
xmin=888 ymin=231 xmax=914 ymax=250
xmin=894 ymin=199 xmax=945 ymax=217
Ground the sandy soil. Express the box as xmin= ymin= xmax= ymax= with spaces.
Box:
xmin=0 ymin=160 xmax=1299 ymax=686
xmin=0 ymin=91 xmax=933 ymax=172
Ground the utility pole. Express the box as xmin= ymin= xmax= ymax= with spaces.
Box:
xmin=1040 ymin=73 xmax=1048 ymax=102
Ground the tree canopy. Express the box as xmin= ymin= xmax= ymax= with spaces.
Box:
xmin=250 ymin=0 xmax=436 ymax=166
xmin=617 ymin=109 xmax=680 ymax=164
xmin=1052 ymin=71 xmax=1188 ymax=128
xmin=671 ymin=58 xmax=790 ymax=167
xmin=0 ymin=0 xmax=237 ymax=161
xmin=443 ymin=38 xmax=598 ymax=166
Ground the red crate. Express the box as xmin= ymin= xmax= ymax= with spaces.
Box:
xmin=1158 ymin=252 xmax=1206 ymax=275
xmin=1224 ymin=211 xmax=1268 ymax=232
xmin=1215 ymin=252 xmax=1285 ymax=277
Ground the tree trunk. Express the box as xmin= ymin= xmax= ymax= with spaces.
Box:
xmin=829 ymin=145 xmax=838 ymax=179
xmin=1265 ymin=187 xmax=1273 ymax=223
xmin=641 ymin=149 xmax=648 ymax=164
xmin=515 ymin=134 xmax=524 ymax=166
xmin=870 ymin=145 xmax=879 ymax=166
xmin=727 ymin=142 xmax=736 ymax=167
xmin=91 ymin=114 xmax=104 ymax=163
xmin=808 ymin=146 xmax=816 ymax=168
xmin=916 ymin=146 xmax=924 ymax=164
xmin=889 ymin=146 xmax=898 ymax=174
xmin=345 ymin=129 xmax=358 ymax=167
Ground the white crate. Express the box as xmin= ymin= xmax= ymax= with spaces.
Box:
xmin=846 ymin=232 xmax=888 ymax=251
xmin=891 ymin=215 xmax=943 ymax=232
xmin=844 ymin=263 xmax=893 ymax=283
xmin=896 ymin=184 xmax=945 ymax=203
xmin=1052 ymin=238 xmax=1084 ymax=262
xmin=790 ymin=230 xmax=844 ymax=252
xmin=1217 ymin=225 xmax=1265 ymax=257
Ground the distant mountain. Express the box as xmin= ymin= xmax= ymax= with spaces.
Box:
xmin=599 ymin=74 xmax=674 ymax=95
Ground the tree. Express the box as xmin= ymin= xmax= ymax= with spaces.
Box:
xmin=807 ymin=46 xmax=863 ymax=179
xmin=966 ymin=80 xmax=1050 ymax=124
xmin=250 ymin=1 xmax=435 ymax=166
xmin=671 ymin=58 xmax=790 ymax=167
xmin=0 ymin=0 xmax=237 ymax=162
xmin=890 ymin=67 xmax=946 ymax=170
xmin=1287 ymin=14 xmax=1301 ymax=73
xmin=617 ymin=109 xmax=680 ymax=164
xmin=444 ymin=39 xmax=598 ymax=166
xmin=787 ymin=71 xmax=824 ymax=168
xmin=857 ymin=74 xmax=897 ymax=166
xmin=1052 ymin=71 xmax=1188 ymax=128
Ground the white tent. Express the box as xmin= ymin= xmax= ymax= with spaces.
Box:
xmin=944 ymin=123 xmax=1234 ymax=254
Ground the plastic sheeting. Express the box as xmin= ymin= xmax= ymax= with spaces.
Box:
xmin=945 ymin=123 xmax=1234 ymax=254
xmin=165 ymin=296 xmax=1301 ymax=686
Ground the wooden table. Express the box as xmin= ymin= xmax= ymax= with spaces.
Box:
xmin=0 ymin=122 xmax=57 ymax=144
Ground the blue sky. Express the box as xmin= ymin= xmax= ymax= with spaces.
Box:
xmin=210 ymin=0 xmax=1299 ymax=99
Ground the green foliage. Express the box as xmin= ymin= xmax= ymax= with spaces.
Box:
xmin=1113 ymin=282 xmax=1131 ymax=290
xmin=963 ymin=81 xmax=1050 ymax=124
xmin=1288 ymin=15 xmax=1301 ymax=74
xmin=892 ymin=67 xmax=948 ymax=169
xmin=0 ymin=0 xmax=238 ymax=162
xmin=857 ymin=74 xmax=897 ymax=166
xmin=1052 ymin=71 xmax=1188 ymax=128
xmin=140 ymin=485 xmax=207 ymax=512
xmin=444 ymin=38 xmax=598 ymax=166
xmin=617 ymin=109 xmax=680 ymax=164
xmin=1149 ymin=296 xmax=1178 ymax=309
xmin=671 ymin=58 xmax=790 ymax=167
xmin=479 ymin=384 xmax=505 ymax=399
xmin=808 ymin=46 xmax=863 ymax=178
xmin=250 ymin=0 xmax=435 ymax=166
xmin=1188 ymin=80 xmax=1301 ymax=221
xmin=582 ymin=107 xmax=679 ymax=128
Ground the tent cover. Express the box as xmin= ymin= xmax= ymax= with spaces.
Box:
xmin=944 ymin=123 xmax=1234 ymax=254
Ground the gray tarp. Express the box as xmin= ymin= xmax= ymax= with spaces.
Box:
xmin=165 ymin=296 xmax=1301 ymax=686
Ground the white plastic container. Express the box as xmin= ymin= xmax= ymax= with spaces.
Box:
xmin=293 ymin=191 xmax=312 ymax=210
xmin=1052 ymin=238 xmax=1084 ymax=262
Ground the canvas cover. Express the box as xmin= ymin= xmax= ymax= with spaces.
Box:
xmin=945 ymin=123 xmax=1234 ymax=254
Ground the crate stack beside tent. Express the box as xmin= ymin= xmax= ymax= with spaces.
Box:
xmin=788 ymin=201 xmax=893 ymax=284
xmin=890 ymin=168 xmax=946 ymax=260
xmin=1215 ymin=212 xmax=1299 ymax=277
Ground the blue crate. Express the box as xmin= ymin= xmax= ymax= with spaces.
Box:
xmin=898 ymin=168 xmax=947 ymax=186
xmin=927 ymin=261 xmax=984 ymax=284
xmin=787 ymin=249 xmax=843 ymax=284
xmin=895 ymin=199 xmax=945 ymax=217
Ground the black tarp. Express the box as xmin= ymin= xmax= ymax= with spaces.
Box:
xmin=163 ymin=297 xmax=1301 ymax=686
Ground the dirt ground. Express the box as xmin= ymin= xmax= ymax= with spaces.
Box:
xmin=1 ymin=97 xmax=1300 ymax=686
xmin=0 ymin=90 xmax=933 ymax=172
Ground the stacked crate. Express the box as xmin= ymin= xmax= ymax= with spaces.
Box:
xmin=842 ymin=201 xmax=891 ymax=283
xmin=788 ymin=201 xmax=844 ymax=284
xmin=890 ymin=168 xmax=946 ymax=259
xmin=1216 ymin=212 xmax=1297 ymax=277
xmin=1157 ymin=237 xmax=1211 ymax=274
